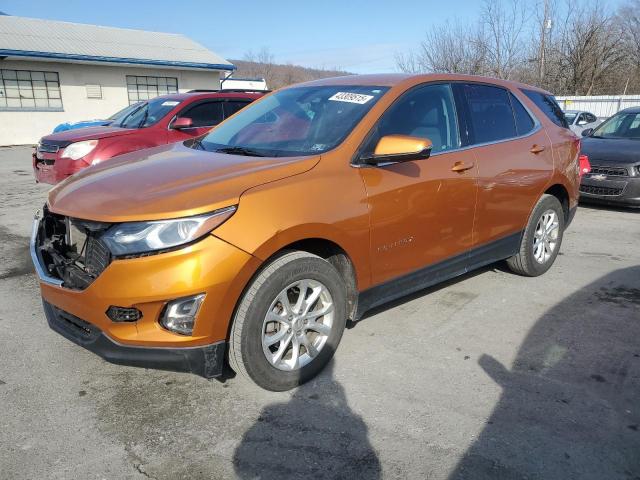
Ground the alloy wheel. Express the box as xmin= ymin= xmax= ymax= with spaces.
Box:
xmin=261 ymin=279 xmax=334 ymax=371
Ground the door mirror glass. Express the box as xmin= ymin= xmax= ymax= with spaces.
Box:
xmin=364 ymin=135 xmax=432 ymax=164
xmin=171 ymin=117 xmax=193 ymax=130
xmin=581 ymin=128 xmax=594 ymax=137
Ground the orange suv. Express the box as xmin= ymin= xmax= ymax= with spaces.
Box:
xmin=32 ymin=74 xmax=580 ymax=391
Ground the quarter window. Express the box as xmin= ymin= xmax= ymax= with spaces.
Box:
xmin=463 ymin=84 xmax=517 ymax=144
xmin=126 ymin=75 xmax=178 ymax=104
xmin=521 ymin=89 xmax=569 ymax=128
xmin=0 ymin=69 xmax=62 ymax=110
xmin=362 ymin=83 xmax=460 ymax=156
xmin=509 ymin=93 xmax=535 ymax=136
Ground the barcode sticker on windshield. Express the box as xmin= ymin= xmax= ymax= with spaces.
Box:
xmin=161 ymin=101 xmax=180 ymax=106
xmin=328 ymin=92 xmax=374 ymax=104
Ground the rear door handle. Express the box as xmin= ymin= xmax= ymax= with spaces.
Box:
xmin=530 ymin=145 xmax=546 ymax=154
xmin=451 ymin=161 xmax=475 ymax=172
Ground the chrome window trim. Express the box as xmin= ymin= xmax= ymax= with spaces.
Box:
xmin=353 ymin=119 xmax=542 ymax=168
xmin=351 ymin=80 xmax=543 ymax=168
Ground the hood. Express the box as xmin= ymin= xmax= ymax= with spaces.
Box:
xmin=48 ymin=142 xmax=320 ymax=222
xmin=41 ymin=125 xmax=137 ymax=144
xmin=581 ymin=137 xmax=640 ymax=165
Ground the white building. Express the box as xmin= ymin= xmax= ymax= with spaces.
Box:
xmin=0 ymin=16 xmax=235 ymax=145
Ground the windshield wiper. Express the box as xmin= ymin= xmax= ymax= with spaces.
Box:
xmin=214 ymin=146 xmax=267 ymax=157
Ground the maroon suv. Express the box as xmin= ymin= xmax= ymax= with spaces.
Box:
xmin=33 ymin=91 xmax=263 ymax=184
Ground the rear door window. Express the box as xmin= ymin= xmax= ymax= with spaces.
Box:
xmin=509 ymin=93 xmax=535 ymax=135
xmin=180 ymin=101 xmax=224 ymax=127
xmin=521 ymin=89 xmax=569 ymax=128
xmin=462 ymin=84 xmax=517 ymax=144
xmin=224 ymin=100 xmax=251 ymax=118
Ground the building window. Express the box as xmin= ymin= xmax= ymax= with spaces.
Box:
xmin=0 ymin=69 xmax=63 ymax=110
xmin=126 ymin=75 xmax=178 ymax=104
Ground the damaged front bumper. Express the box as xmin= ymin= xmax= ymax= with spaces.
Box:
xmin=30 ymin=208 xmax=257 ymax=379
xmin=43 ymin=300 xmax=226 ymax=378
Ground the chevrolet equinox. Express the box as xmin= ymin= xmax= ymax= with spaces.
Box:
xmin=31 ymin=74 xmax=580 ymax=391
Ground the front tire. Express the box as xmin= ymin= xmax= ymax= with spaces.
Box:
xmin=228 ymin=251 xmax=347 ymax=391
xmin=507 ymin=194 xmax=565 ymax=277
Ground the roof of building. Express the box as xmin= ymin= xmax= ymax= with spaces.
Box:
xmin=0 ymin=15 xmax=235 ymax=71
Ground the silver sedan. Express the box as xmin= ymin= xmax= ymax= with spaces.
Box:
xmin=564 ymin=110 xmax=602 ymax=136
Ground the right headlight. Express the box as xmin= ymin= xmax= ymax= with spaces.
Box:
xmin=101 ymin=206 xmax=236 ymax=256
xmin=60 ymin=140 xmax=98 ymax=160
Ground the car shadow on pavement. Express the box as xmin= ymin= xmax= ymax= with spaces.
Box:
xmin=448 ymin=265 xmax=640 ymax=480
xmin=233 ymin=360 xmax=381 ymax=479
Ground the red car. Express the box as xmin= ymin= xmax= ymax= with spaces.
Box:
xmin=33 ymin=91 xmax=263 ymax=184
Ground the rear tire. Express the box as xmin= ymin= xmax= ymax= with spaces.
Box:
xmin=228 ymin=251 xmax=347 ymax=391
xmin=507 ymin=194 xmax=565 ymax=277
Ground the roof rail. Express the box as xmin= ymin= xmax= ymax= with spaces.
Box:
xmin=186 ymin=89 xmax=270 ymax=94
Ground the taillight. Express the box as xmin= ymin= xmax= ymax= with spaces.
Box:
xmin=578 ymin=154 xmax=591 ymax=177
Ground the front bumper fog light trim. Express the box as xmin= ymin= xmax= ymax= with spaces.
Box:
xmin=160 ymin=294 xmax=206 ymax=336
xmin=106 ymin=306 xmax=143 ymax=322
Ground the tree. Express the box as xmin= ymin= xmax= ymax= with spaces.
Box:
xmin=242 ymin=47 xmax=276 ymax=87
xmin=396 ymin=21 xmax=488 ymax=75
xmin=480 ymin=0 xmax=530 ymax=79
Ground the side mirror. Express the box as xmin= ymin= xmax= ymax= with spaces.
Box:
xmin=171 ymin=117 xmax=193 ymax=130
xmin=363 ymin=135 xmax=432 ymax=165
xmin=581 ymin=128 xmax=594 ymax=137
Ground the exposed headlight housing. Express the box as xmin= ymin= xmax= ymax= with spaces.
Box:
xmin=60 ymin=140 xmax=99 ymax=160
xmin=100 ymin=206 xmax=236 ymax=256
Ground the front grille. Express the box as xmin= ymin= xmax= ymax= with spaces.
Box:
xmin=579 ymin=185 xmax=624 ymax=196
xmin=85 ymin=236 xmax=111 ymax=276
xmin=589 ymin=165 xmax=628 ymax=177
xmin=37 ymin=143 xmax=60 ymax=154
xmin=44 ymin=302 xmax=101 ymax=343
xmin=36 ymin=207 xmax=112 ymax=290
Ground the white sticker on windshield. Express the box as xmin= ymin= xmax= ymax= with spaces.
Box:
xmin=161 ymin=101 xmax=180 ymax=106
xmin=328 ymin=92 xmax=374 ymax=104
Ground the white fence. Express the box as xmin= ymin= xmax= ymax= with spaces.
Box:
xmin=556 ymin=95 xmax=640 ymax=119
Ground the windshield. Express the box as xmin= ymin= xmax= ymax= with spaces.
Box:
xmin=108 ymin=102 xmax=143 ymax=121
xmin=196 ymin=85 xmax=389 ymax=157
xmin=119 ymin=97 xmax=183 ymax=129
xmin=564 ymin=112 xmax=577 ymax=124
xmin=592 ymin=112 xmax=640 ymax=139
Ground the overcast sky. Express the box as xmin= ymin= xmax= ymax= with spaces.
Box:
xmin=0 ymin=0 xmax=628 ymax=73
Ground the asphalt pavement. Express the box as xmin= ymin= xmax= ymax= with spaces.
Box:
xmin=1 ymin=146 xmax=639 ymax=479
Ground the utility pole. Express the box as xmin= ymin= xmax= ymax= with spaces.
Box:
xmin=538 ymin=0 xmax=550 ymax=84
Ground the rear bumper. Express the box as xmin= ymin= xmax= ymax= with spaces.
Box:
xmin=579 ymin=175 xmax=640 ymax=207
xmin=43 ymin=301 xmax=226 ymax=378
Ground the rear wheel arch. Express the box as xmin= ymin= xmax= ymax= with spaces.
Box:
xmin=544 ymin=183 xmax=570 ymax=223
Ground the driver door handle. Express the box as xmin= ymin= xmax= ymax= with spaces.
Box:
xmin=530 ymin=144 xmax=546 ymax=154
xmin=451 ymin=161 xmax=475 ymax=172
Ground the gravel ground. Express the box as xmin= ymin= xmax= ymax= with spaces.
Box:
xmin=1 ymin=145 xmax=639 ymax=480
